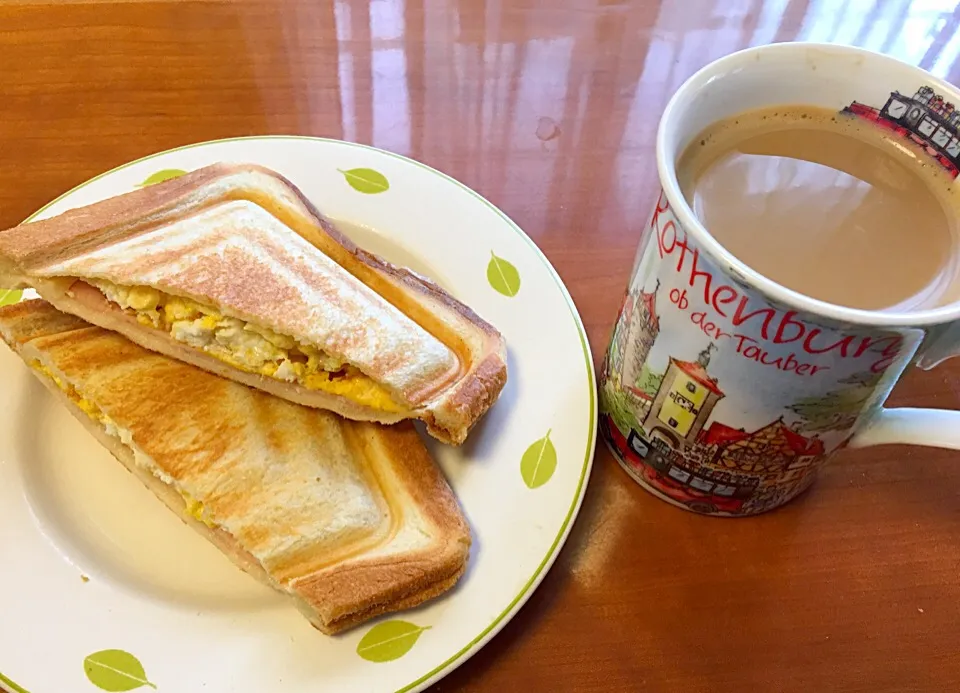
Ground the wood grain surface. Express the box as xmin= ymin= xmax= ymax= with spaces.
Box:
xmin=1 ymin=1 xmax=959 ymax=691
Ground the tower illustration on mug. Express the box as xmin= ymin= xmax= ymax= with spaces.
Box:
xmin=598 ymin=282 xmax=867 ymax=515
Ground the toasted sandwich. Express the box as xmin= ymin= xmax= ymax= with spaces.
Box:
xmin=0 ymin=163 xmax=506 ymax=444
xmin=0 ymin=299 xmax=471 ymax=634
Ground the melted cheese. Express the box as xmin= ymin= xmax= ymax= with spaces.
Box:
xmin=32 ymin=362 xmax=109 ymax=425
xmin=92 ymin=280 xmax=402 ymax=413
xmin=181 ymin=491 xmax=217 ymax=528
xmin=30 ymin=360 xmax=218 ymax=528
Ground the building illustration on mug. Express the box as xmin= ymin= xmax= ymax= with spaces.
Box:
xmin=599 ymin=282 xmax=878 ymax=515
xmin=843 ymin=85 xmax=960 ymax=178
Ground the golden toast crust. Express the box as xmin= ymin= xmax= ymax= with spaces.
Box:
xmin=0 ymin=299 xmax=472 ymax=633
xmin=0 ymin=163 xmax=508 ymax=443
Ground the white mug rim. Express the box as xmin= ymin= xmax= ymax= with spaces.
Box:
xmin=656 ymin=41 xmax=960 ymax=329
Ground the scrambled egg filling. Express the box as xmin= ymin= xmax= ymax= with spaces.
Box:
xmin=181 ymin=491 xmax=217 ymax=528
xmin=91 ymin=280 xmax=401 ymax=412
xmin=30 ymin=361 xmax=217 ymax=529
xmin=32 ymin=361 xmax=110 ymax=427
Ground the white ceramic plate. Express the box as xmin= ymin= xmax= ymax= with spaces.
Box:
xmin=0 ymin=138 xmax=596 ymax=693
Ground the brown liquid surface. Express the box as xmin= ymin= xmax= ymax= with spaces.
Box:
xmin=678 ymin=105 xmax=960 ymax=311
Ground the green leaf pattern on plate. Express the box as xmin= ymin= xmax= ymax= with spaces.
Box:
xmin=0 ymin=288 xmax=22 ymax=307
xmin=521 ymin=429 xmax=557 ymax=489
xmin=137 ymin=169 xmax=187 ymax=187
xmin=83 ymin=650 xmax=156 ymax=691
xmin=0 ymin=670 xmax=30 ymax=693
xmin=338 ymin=167 xmax=390 ymax=194
xmin=487 ymin=251 xmax=521 ymax=297
xmin=357 ymin=620 xmax=430 ymax=663
xmin=9 ymin=151 xmax=575 ymax=685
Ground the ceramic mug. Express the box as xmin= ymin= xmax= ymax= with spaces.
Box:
xmin=599 ymin=42 xmax=960 ymax=517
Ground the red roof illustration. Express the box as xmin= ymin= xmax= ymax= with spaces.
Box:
xmin=778 ymin=421 xmax=825 ymax=456
xmin=625 ymin=386 xmax=652 ymax=401
xmin=699 ymin=419 xmax=824 ymax=456
xmin=698 ymin=421 xmax=748 ymax=447
xmin=671 ymin=358 xmax=723 ymax=395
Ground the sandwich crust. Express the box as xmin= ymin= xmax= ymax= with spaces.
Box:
xmin=0 ymin=163 xmax=507 ymax=444
xmin=0 ymin=299 xmax=471 ymax=633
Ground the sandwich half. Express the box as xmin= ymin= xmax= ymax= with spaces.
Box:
xmin=0 ymin=163 xmax=507 ymax=444
xmin=0 ymin=299 xmax=471 ymax=634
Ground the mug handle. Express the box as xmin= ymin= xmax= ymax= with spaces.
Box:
xmin=915 ymin=322 xmax=960 ymax=370
xmin=854 ymin=325 xmax=960 ymax=449
xmin=850 ymin=408 xmax=960 ymax=449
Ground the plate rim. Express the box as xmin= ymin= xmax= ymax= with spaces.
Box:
xmin=0 ymin=136 xmax=597 ymax=693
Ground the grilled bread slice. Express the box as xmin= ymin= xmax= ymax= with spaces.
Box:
xmin=0 ymin=163 xmax=507 ymax=444
xmin=0 ymin=299 xmax=471 ymax=634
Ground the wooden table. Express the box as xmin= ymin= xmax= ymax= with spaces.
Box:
xmin=3 ymin=1 xmax=960 ymax=690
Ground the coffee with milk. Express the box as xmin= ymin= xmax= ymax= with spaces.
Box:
xmin=677 ymin=105 xmax=960 ymax=312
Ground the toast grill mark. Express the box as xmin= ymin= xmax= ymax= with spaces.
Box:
xmin=2 ymin=162 xmax=505 ymax=445
xmin=36 ymin=198 xmax=460 ymax=404
xmin=29 ymin=359 xmax=218 ymax=528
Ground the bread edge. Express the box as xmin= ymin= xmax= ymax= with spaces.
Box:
xmin=287 ymin=419 xmax=471 ymax=629
xmin=0 ymin=163 xmax=508 ymax=444
xmin=0 ymin=299 xmax=471 ymax=632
